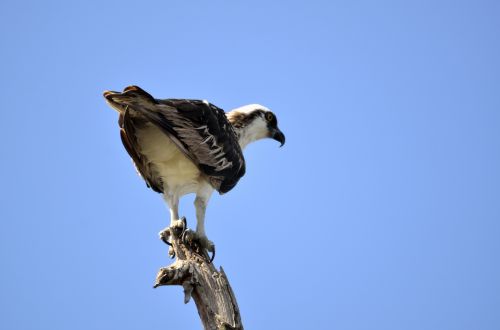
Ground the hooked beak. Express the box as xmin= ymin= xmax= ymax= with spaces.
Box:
xmin=271 ymin=127 xmax=286 ymax=147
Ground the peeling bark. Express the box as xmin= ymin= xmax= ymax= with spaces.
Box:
xmin=154 ymin=222 xmax=243 ymax=330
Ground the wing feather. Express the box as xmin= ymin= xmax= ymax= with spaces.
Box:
xmin=107 ymin=86 xmax=245 ymax=194
xmin=120 ymin=108 xmax=163 ymax=193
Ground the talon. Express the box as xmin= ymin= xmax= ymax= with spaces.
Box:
xmin=168 ymin=246 xmax=176 ymax=259
xmin=200 ymin=237 xmax=215 ymax=263
xmin=180 ymin=216 xmax=187 ymax=238
xmin=159 ymin=228 xmax=172 ymax=246
xmin=182 ymin=229 xmax=195 ymax=245
xmin=208 ymin=247 xmax=215 ymax=263
xmin=178 ymin=229 xmax=216 ymax=262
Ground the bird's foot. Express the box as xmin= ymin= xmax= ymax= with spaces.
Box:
xmin=171 ymin=217 xmax=187 ymax=232
xmin=158 ymin=227 xmax=172 ymax=246
xmin=158 ymin=217 xmax=187 ymax=259
xmin=182 ymin=230 xmax=216 ymax=263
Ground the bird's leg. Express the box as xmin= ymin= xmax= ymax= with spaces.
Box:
xmin=183 ymin=195 xmax=215 ymax=262
xmin=194 ymin=196 xmax=213 ymax=248
xmin=158 ymin=193 xmax=184 ymax=251
xmin=168 ymin=193 xmax=184 ymax=228
xmin=191 ymin=187 xmax=215 ymax=262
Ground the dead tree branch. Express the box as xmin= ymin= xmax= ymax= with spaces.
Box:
xmin=154 ymin=221 xmax=244 ymax=330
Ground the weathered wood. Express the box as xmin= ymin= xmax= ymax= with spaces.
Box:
xmin=154 ymin=221 xmax=244 ymax=330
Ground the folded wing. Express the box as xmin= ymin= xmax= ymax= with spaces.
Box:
xmin=106 ymin=86 xmax=246 ymax=194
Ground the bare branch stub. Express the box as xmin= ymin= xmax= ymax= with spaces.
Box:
xmin=154 ymin=221 xmax=244 ymax=330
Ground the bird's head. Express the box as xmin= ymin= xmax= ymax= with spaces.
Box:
xmin=227 ymin=104 xmax=285 ymax=148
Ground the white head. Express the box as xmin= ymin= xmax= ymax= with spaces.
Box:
xmin=226 ymin=104 xmax=285 ymax=149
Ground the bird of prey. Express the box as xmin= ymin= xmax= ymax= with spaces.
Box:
xmin=104 ymin=86 xmax=285 ymax=259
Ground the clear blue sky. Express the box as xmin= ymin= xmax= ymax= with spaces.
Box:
xmin=1 ymin=1 xmax=499 ymax=329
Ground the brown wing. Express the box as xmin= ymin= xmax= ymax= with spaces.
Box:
xmin=105 ymin=86 xmax=245 ymax=194
xmin=119 ymin=109 xmax=163 ymax=193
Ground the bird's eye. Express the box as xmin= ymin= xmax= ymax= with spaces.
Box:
xmin=265 ymin=112 xmax=274 ymax=122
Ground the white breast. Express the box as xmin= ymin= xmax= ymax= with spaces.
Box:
xmin=135 ymin=123 xmax=202 ymax=196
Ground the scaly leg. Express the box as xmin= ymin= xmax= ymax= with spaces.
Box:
xmin=158 ymin=192 xmax=184 ymax=247
xmin=193 ymin=184 xmax=215 ymax=261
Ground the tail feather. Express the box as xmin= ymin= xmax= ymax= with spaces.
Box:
xmin=103 ymin=85 xmax=157 ymax=110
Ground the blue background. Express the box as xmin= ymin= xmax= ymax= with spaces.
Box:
xmin=1 ymin=1 xmax=499 ymax=329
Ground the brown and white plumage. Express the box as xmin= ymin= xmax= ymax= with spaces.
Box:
xmin=104 ymin=86 xmax=285 ymax=254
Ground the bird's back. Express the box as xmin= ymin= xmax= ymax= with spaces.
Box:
xmin=104 ymin=86 xmax=246 ymax=195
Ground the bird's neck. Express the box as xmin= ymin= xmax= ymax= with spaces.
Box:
xmin=227 ymin=111 xmax=268 ymax=150
xmin=233 ymin=127 xmax=254 ymax=150
xmin=232 ymin=124 xmax=266 ymax=150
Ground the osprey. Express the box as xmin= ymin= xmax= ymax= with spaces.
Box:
xmin=104 ymin=86 xmax=285 ymax=259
